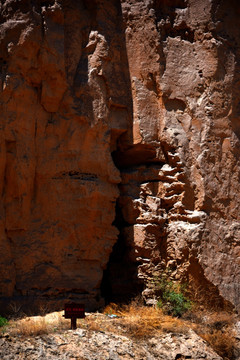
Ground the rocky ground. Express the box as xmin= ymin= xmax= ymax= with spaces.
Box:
xmin=0 ymin=328 xmax=222 ymax=360
xmin=0 ymin=308 xmax=239 ymax=360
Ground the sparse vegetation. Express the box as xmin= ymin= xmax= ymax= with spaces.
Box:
xmin=0 ymin=316 xmax=8 ymax=327
xmin=1 ymin=298 xmax=238 ymax=359
xmin=103 ymin=301 xmax=188 ymax=338
xmin=15 ymin=318 xmax=48 ymax=336
xmin=151 ymin=269 xmax=192 ymax=317
xmin=200 ymin=329 xmax=236 ymax=360
xmin=192 ymin=311 xmax=237 ymax=360
xmin=6 ymin=312 xmax=69 ymax=337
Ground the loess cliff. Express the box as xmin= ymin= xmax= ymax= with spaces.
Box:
xmin=0 ymin=0 xmax=239 ymax=312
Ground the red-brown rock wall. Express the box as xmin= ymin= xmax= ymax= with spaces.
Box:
xmin=111 ymin=0 xmax=240 ymax=309
xmin=0 ymin=0 xmax=132 ymax=310
xmin=0 ymin=0 xmax=239 ymax=311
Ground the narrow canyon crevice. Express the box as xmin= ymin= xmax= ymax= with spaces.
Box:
xmin=101 ymin=143 xmax=162 ymax=304
xmin=101 ymin=141 xmax=179 ymax=304
xmin=101 ymin=201 xmax=144 ymax=304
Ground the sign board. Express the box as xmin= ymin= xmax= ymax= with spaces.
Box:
xmin=63 ymin=303 xmax=85 ymax=329
xmin=64 ymin=303 xmax=85 ymax=319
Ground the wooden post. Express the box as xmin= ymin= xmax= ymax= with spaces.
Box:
xmin=71 ymin=317 xmax=77 ymax=330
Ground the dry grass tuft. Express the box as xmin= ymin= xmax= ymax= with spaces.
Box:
xmin=103 ymin=302 xmax=188 ymax=338
xmin=200 ymin=330 xmax=236 ymax=360
xmin=84 ymin=318 xmax=104 ymax=332
xmin=7 ymin=311 xmax=69 ymax=337
xmin=103 ymin=303 xmax=123 ymax=316
xmin=106 ymin=301 xmax=238 ymax=358
xmin=12 ymin=318 xmax=48 ymax=336
xmin=120 ymin=303 xmax=163 ymax=338
xmin=192 ymin=311 xmax=237 ymax=360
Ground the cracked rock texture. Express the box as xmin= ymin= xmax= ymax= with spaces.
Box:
xmin=0 ymin=0 xmax=240 ymax=311
xmin=0 ymin=327 xmax=222 ymax=360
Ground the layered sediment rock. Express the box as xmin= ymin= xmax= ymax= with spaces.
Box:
xmin=0 ymin=0 xmax=239 ymax=311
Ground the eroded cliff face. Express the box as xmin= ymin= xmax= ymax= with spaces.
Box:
xmin=0 ymin=0 xmax=133 ymax=310
xmin=0 ymin=0 xmax=239 ymax=312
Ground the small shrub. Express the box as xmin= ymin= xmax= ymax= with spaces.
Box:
xmin=165 ymin=291 xmax=191 ymax=317
xmin=153 ymin=270 xmax=192 ymax=317
xmin=9 ymin=301 xmax=22 ymax=318
xmin=0 ymin=316 xmax=8 ymax=327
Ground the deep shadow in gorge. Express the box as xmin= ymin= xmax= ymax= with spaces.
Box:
xmin=100 ymin=201 xmax=144 ymax=304
xmin=101 ymin=142 xmax=166 ymax=305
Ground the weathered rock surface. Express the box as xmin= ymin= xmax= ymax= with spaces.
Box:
xmin=106 ymin=0 xmax=240 ymax=310
xmin=0 ymin=324 xmax=222 ymax=360
xmin=0 ymin=0 xmax=132 ymax=310
xmin=0 ymin=0 xmax=240 ymax=311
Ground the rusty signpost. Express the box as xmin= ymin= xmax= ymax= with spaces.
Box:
xmin=63 ymin=303 xmax=85 ymax=329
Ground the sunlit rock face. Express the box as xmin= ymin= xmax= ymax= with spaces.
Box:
xmin=0 ymin=0 xmax=239 ymax=312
